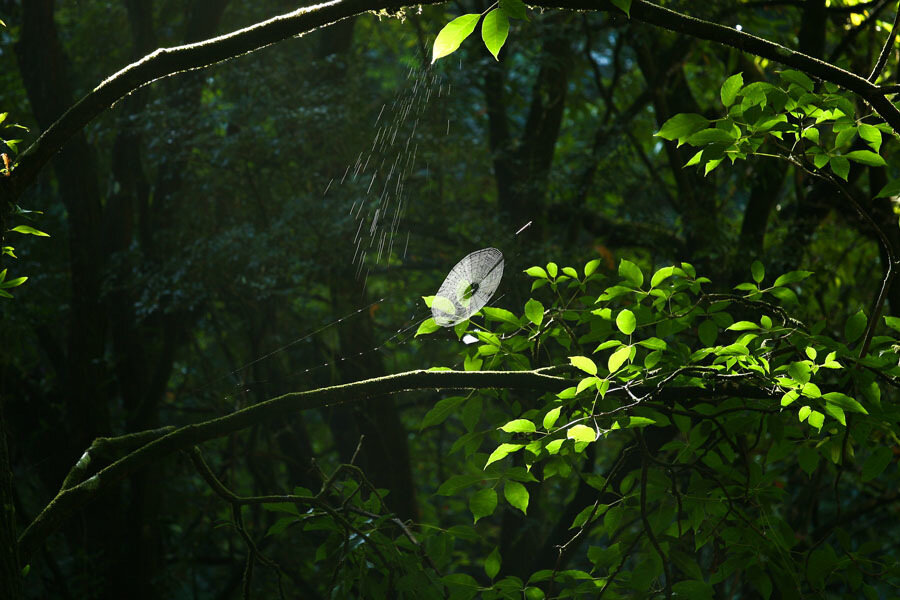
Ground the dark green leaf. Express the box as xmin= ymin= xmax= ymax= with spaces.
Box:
xmin=861 ymin=447 xmax=893 ymax=482
xmin=485 ymin=546 xmax=501 ymax=579
xmin=499 ymin=0 xmax=528 ymax=20
xmin=469 ymin=488 xmax=498 ymax=523
xmin=844 ymin=309 xmax=867 ymax=344
xmin=618 ymin=259 xmax=643 ymax=287
xmin=420 ymin=396 xmax=466 ymax=429
xmin=845 ymin=150 xmax=886 ymax=167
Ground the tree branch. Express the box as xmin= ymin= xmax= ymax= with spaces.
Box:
xmin=869 ymin=2 xmax=900 ymax=82
xmin=17 ymin=366 xmax=777 ymax=563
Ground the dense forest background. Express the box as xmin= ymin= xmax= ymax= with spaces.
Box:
xmin=2 ymin=0 xmax=900 ymax=598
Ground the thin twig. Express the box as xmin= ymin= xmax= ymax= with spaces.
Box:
xmin=869 ymin=2 xmax=900 ymax=82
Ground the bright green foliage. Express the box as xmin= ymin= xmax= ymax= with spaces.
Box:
xmin=431 ymin=14 xmax=481 ymax=63
xmin=481 ymin=9 xmax=509 ymax=61
xmin=411 ymin=256 xmax=900 ymax=597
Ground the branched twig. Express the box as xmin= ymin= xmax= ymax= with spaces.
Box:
xmin=869 ymin=2 xmax=900 ymax=82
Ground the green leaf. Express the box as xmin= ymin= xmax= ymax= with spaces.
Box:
xmin=830 ymin=155 xmax=849 ymax=180
xmin=567 ymin=424 xmax=596 ymax=443
xmin=876 ymin=179 xmax=900 ymax=198
xmin=482 ymin=306 xmax=520 ymax=326
xmin=861 ymin=447 xmax=893 ymax=482
xmin=698 ymin=319 xmax=718 ymax=346
xmin=844 ymin=309 xmax=867 ymax=344
xmin=481 ymin=9 xmax=509 ymax=61
xmin=672 ymin=580 xmax=714 ymax=600
xmin=0 ymin=276 xmax=26 ymax=289
xmin=584 ymin=259 xmax=602 ymax=277
xmin=546 ymin=262 xmax=558 ymax=278
xmin=726 ymin=321 xmax=759 ymax=331
xmin=437 ymin=474 xmax=482 ymax=495
xmin=720 ymin=73 xmax=743 ymax=108
xmin=858 ymin=123 xmax=882 ymax=152
xmin=543 ymin=406 xmax=562 ymax=430
xmin=655 ymin=113 xmax=709 ymax=143
xmin=485 ymin=443 xmax=525 ymax=468
xmin=751 ymin=260 xmax=765 ymax=283
xmin=608 ymin=345 xmax=631 ymax=372
xmin=650 ymin=266 xmax=675 ymax=288
xmin=823 ymin=392 xmax=868 ymax=415
xmin=637 ymin=337 xmax=666 ymax=351
xmin=525 ymin=298 xmax=544 ymax=326
xmin=844 ymin=150 xmax=886 ymax=167
xmin=501 ymin=419 xmax=537 ymax=433
xmin=504 ymin=480 xmax=529 ymax=514
xmin=420 ymin=396 xmax=466 ymax=429
xmin=808 ymin=410 xmax=825 ymax=431
xmin=884 ymin=315 xmax=900 ymax=332
xmin=569 ymin=355 xmax=597 ymax=375
xmin=469 ymin=488 xmax=498 ymax=523
xmin=779 ymin=69 xmax=814 ymax=92
xmin=618 ymin=259 xmax=643 ymax=287
xmin=687 ymin=128 xmax=737 ymax=145
xmin=485 ymin=546 xmax=501 ymax=579
xmin=432 ymin=14 xmax=481 ymax=64
xmin=9 ymin=225 xmax=50 ymax=237
xmin=611 ymin=0 xmax=631 ymax=16
xmin=615 ymin=309 xmax=636 ymax=335
xmin=525 ymin=266 xmax=548 ymax=279
xmin=416 ymin=318 xmax=441 ymax=337
xmin=499 ymin=0 xmax=528 ymax=20
xmin=773 ymin=270 xmax=813 ymax=287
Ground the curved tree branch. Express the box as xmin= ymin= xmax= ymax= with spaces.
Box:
xmin=17 ymin=366 xmax=776 ymax=563
xmin=7 ymin=0 xmax=900 ymax=206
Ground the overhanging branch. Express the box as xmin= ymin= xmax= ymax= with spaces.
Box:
xmin=17 ymin=367 xmax=774 ymax=563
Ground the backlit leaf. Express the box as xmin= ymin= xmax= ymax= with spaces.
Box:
xmin=432 ymin=14 xmax=481 ymax=63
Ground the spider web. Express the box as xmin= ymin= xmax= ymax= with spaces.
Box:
xmin=432 ymin=247 xmax=504 ymax=326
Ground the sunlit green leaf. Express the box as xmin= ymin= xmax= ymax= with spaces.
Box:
xmin=432 ymin=14 xmax=481 ymax=64
xmin=504 ymin=480 xmax=529 ymax=514
xmin=481 ymin=9 xmax=509 ymax=61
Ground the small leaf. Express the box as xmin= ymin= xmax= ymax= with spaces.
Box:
xmin=727 ymin=321 xmax=759 ymax=331
xmin=501 ymin=419 xmax=537 ymax=433
xmin=469 ymin=488 xmax=498 ymax=523
xmin=485 ymin=546 xmax=501 ymax=579
xmin=687 ymin=128 xmax=737 ymax=145
xmin=416 ymin=318 xmax=441 ymax=337
xmin=432 ymin=14 xmax=482 ymax=64
xmin=751 ymin=260 xmax=765 ymax=283
xmin=481 ymin=9 xmax=509 ymax=61
xmin=876 ymin=179 xmax=900 ymax=198
xmin=655 ymin=113 xmax=709 ymax=142
xmin=567 ymin=424 xmax=597 ymax=443
xmin=525 ymin=298 xmax=544 ymax=326
xmin=584 ymin=259 xmax=602 ymax=277
xmin=830 ymin=155 xmax=849 ymax=180
xmin=823 ymin=392 xmax=868 ymax=415
xmin=607 ymin=345 xmax=631 ymax=372
xmin=499 ymin=0 xmax=528 ymax=20
xmin=858 ymin=123 xmax=882 ymax=152
xmin=807 ymin=410 xmax=825 ymax=431
xmin=569 ymin=355 xmax=598 ymax=376
xmin=9 ymin=225 xmax=50 ymax=237
xmin=698 ymin=319 xmax=718 ymax=346
xmin=485 ymin=443 xmax=524 ymax=468
xmin=844 ymin=309 xmax=867 ymax=344
xmin=720 ymin=73 xmax=744 ymax=108
xmin=845 ymin=150 xmax=886 ymax=167
xmin=525 ymin=266 xmax=548 ymax=279
xmin=637 ymin=337 xmax=666 ymax=351
xmin=773 ymin=270 xmax=813 ymax=287
xmin=615 ymin=309 xmax=636 ymax=335
xmin=504 ymin=480 xmax=529 ymax=514
xmin=420 ymin=396 xmax=466 ymax=429
xmin=546 ymin=262 xmax=558 ymax=278
xmin=543 ymin=406 xmax=562 ymax=430
xmin=618 ymin=259 xmax=643 ymax=287
xmin=861 ymin=447 xmax=893 ymax=482
xmin=611 ymin=0 xmax=632 ymax=16
xmin=779 ymin=69 xmax=814 ymax=92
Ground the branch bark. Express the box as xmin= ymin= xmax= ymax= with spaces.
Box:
xmin=8 ymin=0 xmax=900 ymax=206
xmin=17 ymin=367 xmax=776 ymax=563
